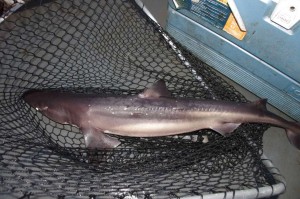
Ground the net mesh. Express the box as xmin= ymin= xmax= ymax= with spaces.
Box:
xmin=0 ymin=0 xmax=281 ymax=198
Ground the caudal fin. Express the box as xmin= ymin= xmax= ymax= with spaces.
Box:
xmin=286 ymin=129 xmax=300 ymax=150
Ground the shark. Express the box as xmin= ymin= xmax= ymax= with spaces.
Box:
xmin=23 ymin=80 xmax=300 ymax=149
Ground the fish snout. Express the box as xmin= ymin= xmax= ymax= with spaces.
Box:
xmin=23 ymin=90 xmax=46 ymax=110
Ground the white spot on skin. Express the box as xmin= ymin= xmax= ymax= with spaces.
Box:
xmin=104 ymin=130 xmax=114 ymax=134
xmin=138 ymin=94 xmax=145 ymax=98
xmin=36 ymin=106 xmax=48 ymax=111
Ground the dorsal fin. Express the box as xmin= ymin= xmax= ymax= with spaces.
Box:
xmin=138 ymin=79 xmax=171 ymax=99
xmin=251 ymin=99 xmax=268 ymax=110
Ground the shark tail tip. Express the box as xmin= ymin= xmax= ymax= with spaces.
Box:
xmin=286 ymin=129 xmax=300 ymax=150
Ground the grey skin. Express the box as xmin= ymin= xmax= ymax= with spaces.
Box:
xmin=23 ymin=80 xmax=300 ymax=149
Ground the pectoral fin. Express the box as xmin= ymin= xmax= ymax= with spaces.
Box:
xmin=81 ymin=128 xmax=121 ymax=149
xmin=211 ymin=122 xmax=241 ymax=136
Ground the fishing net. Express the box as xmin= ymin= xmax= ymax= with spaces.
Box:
xmin=0 ymin=0 xmax=283 ymax=198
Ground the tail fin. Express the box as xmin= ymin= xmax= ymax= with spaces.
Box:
xmin=286 ymin=129 xmax=300 ymax=150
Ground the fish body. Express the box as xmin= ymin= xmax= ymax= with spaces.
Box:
xmin=23 ymin=80 xmax=300 ymax=149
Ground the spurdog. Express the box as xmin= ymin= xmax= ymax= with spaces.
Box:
xmin=23 ymin=80 xmax=300 ymax=149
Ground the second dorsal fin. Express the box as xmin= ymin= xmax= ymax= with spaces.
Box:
xmin=138 ymin=79 xmax=171 ymax=99
xmin=251 ymin=99 xmax=268 ymax=110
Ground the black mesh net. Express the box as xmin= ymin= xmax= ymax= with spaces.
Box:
xmin=0 ymin=0 xmax=282 ymax=198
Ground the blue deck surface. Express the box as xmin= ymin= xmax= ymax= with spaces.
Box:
xmin=166 ymin=0 xmax=300 ymax=120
